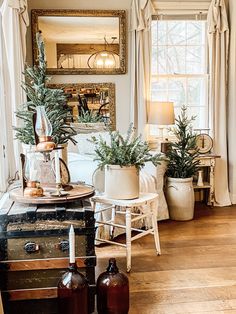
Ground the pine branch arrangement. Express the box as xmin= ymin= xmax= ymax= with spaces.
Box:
xmin=91 ymin=124 xmax=162 ymax=170
xmin=78 ymin=108 xmax=104 ymax=123
xmin=166 ymin=106 xmax=199 ymax=178
xmin=14 ymin=32 xmax=76 ymax=145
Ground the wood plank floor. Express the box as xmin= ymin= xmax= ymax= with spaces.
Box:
xmin=95 ymin=203 xmax=236 ymax=314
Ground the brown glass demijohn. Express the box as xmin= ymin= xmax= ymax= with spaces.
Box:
xmin=97 ymin=258 xmax=129 ymax=314
xmin=58 ymin=262 xmax=88 ymax=314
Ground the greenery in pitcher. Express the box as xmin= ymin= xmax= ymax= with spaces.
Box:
xmin=166 ymin=106 xmax=199 ymax=178
xmin=14 ymin=32 xmax=76 ymax=145
xmin=91 ymin=124 xmax=162 ymax=170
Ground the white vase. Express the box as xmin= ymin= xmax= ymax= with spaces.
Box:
xmin=105 ymin=165 xmax=139 ymax=199
xmin=197 ymin=170 xmax=204 ymax=187
xmin=165 ymin=177 xmax=195 ymax=221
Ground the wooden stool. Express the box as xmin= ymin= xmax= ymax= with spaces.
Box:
xmin=91 ymin=193 xmax=161 ymax=272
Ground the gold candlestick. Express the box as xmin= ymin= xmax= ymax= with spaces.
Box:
xmin=50 ymin=183 xmax=69 ymax=197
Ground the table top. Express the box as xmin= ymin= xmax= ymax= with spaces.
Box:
xmin=10 ymin=184 xmax=95 ymax=205
xmin=91 ymin=192 xmax=158 ymax=207
xmin=197 ymin=153 xmax=221 ymax=159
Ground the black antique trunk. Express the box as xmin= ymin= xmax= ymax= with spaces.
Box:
xmin=0 ymin=196 xmax=96 ymax=314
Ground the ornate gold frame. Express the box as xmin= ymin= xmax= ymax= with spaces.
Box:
xmin=31 ymin=9 xmax=127 ymax=75
xmin=48 ymin=82 xmax=116 ymax=130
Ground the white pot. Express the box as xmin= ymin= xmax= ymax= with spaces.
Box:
xmin=165 ymin=177 xmax=195 ymax=221
xmin=105 ymin=165 xmax=139 ymax=199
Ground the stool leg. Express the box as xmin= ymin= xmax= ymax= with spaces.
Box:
xmin=151 ymin=201 xmax=161 ymax=255
xmin=126 ymin=207 xmax=132 ymax=272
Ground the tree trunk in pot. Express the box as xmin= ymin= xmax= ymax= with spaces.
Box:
xmin=165 ymin=177 xmax=195 ymax=221
xmin=105 ymin=165 xmax=139 ymax=199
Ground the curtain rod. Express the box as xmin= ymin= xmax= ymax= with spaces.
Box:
xmin=155 ymin=10 xmax=208 ymax=15
xmin=153 ymin=1 xmax=210 ymax=11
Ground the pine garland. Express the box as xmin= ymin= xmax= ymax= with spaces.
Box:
xmin=166 ymin=106 xmax=199 ymax=178
xmin=91 ymin=124 xmax=162 ymax=170
xmin=14 ymin=32 xmax=76 ymax=145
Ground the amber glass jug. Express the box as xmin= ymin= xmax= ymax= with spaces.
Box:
xmin=58 ymin=262 xmax=88 ymax=314
xmin=97 ymin=258 xmax=129 ymax=314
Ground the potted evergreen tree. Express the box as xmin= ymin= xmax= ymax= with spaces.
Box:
xmin=15 ymin=32 xmax=76 ymax=160
xmin=165 ymin=106 xmax=199 ymax=221
xmin=91 ymin=125 xmax=162 ymax=199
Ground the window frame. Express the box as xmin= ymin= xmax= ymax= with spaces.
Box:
xmin=151 ymin=15 xmax=209 ymax=133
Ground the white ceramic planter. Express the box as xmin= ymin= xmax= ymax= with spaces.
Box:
xmin=105 ymin=165 xmax=139 ymax=199
xmin=165 ymin=177 xmax=195 ymax=221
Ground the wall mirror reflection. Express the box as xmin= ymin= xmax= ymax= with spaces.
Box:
xmin=32 ymin=10 xmax=127 ymax=75
xmin=49 ymin=83 xmax=116 ymax=130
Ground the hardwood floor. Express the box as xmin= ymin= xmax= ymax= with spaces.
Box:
xmin=95 ymin=203 xmax=236 ymax=314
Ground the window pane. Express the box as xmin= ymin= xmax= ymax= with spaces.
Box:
xmin=187 ymin=21 xmax=205 ymax=45
xmin=167 ymin=47 xmax=186 ymax=74
xmin=168 ymin=78 xmax=186 ymax=105
xmin=187 ymin=78 xmax=207 ymax=106
xmin=157 ymin=46 xmax=167 ymax=74
xmin=152 ymin=45 xmax=158 ymax=74
xmin=152 ymin=21 xmax=158 ymax=45
xmin=151 ymin=79 xmax=168 ymax=101
xmin=157 ymin=21 xmax=167 ymax=45
xmin=186 ymin=46 xmax=205 ymax=74
xmin=167 ymin=21 xmax=186 ymax=45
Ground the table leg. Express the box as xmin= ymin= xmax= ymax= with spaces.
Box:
xmin=208 ymin=159 xmax=215 ymax=206
xmin=125 ymin=207 xmax=132 ymax=273
xmin=151 ymin=200 xmax=161 ymax=255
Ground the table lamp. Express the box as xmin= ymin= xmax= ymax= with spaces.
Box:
xmin=148 ymin=101 xmax=175 ymax=152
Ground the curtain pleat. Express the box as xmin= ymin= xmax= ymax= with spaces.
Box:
xmin=130 ymin=0 xmax=155 ymax=138
xmin=207 ymin=0 xmax=231 ymax=206
xmin=0 ymin=0 xmax=29 ymax=190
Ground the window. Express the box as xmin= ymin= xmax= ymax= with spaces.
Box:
xmin=151 ymin=17 xmax=208 ymax=131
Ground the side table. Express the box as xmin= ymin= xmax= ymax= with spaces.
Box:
xmin=91 ymin=193 xmax=161 ymax=272
xmin=194 ymin=154 xmax=221 ymax=206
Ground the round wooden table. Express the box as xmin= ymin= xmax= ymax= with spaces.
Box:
xmin=10 ymin=184 xmax=95 ymax=204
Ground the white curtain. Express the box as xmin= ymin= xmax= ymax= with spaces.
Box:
xmin=207 ymin=0 xmax=231 ymax=206
xmin=130 ymin=0 xmax=155 ymax=138
xmin=228 ymin=0 xmax=236 ymax=204
xmin=0 ymin=0 xmax=29 ymax=191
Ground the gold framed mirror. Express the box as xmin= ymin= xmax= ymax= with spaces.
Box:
xmin=48 ymin=83 xmax=116 ymax=130
xmin=31 ymin=10 xmax=127 ymax=75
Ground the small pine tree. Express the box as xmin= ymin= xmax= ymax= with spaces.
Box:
xmin=14 ymin=32 xmax=76 ymax=145
xmin=166 ymin=106 xmax=199 ymax=178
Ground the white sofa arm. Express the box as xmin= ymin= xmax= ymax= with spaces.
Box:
xmin=142 ymin=160 xmax=169 ymax=220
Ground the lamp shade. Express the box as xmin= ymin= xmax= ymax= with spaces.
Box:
xmin=148 ymin=101 xmax=175 ymax=126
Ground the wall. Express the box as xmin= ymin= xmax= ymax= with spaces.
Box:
xmin=26 ymin=0 xmax=132 ymax=133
